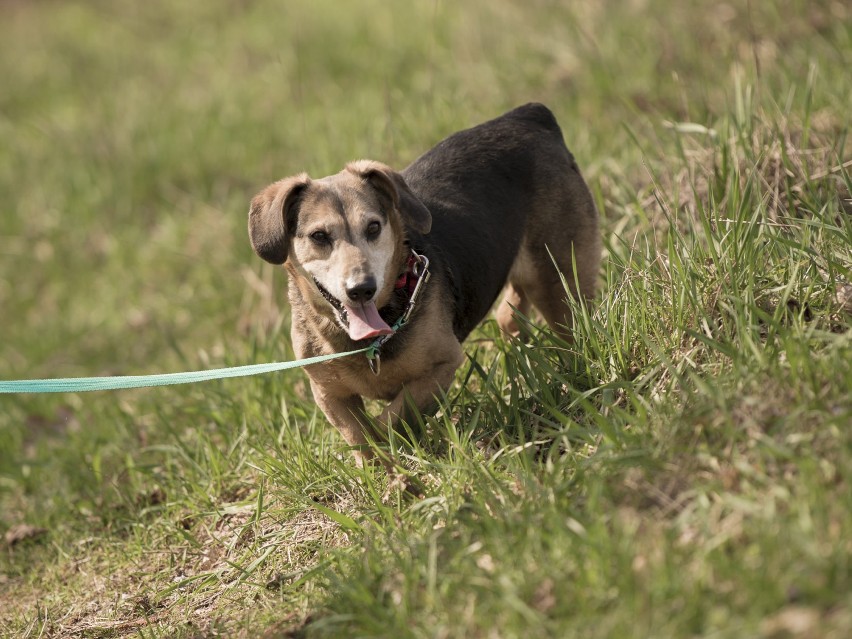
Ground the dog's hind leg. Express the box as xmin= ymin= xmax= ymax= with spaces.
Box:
xmin=495 ymin=282 xmax=531 ymax=337
xmin=524 ymin=239 xmax=600 ymax=340
xmin=503 ymin=220 xmax=600 ymax=341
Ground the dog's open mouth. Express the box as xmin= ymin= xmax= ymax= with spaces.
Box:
xmin=315 ymin=279 xmax=348 ymax=322
xmin=313 ymin=279 xmax=394 ymax=341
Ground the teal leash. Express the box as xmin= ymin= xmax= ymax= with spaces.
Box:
xmin=1 ymin=251 xmax=432 ymax=394
xmin=0 ymin=348 xmax=368 ymax=394
xmin=364 ymin=250 xmax=431 ymax=376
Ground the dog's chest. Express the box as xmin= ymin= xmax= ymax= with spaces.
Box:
xmin=328 ymin=359 xmax=412 ymax=401
xmin=309 ymin=348 xmax=440 ymax=401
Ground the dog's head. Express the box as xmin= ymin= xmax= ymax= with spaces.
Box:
xmin=248 ymin=160 xmax=431 ymax=341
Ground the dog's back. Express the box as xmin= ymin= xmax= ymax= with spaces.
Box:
xmin=402 ymin=103 xmax=599 ymax=340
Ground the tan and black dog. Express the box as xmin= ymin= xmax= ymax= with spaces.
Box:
xmin=248 ymin=103 xmax=600 ymax=468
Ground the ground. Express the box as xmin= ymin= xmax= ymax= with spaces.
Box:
xmin=0 ymin=0 xmax=850 ymax=637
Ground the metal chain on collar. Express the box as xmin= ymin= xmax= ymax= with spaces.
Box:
xmin=365 ymin=249 xmax=431 ymax=375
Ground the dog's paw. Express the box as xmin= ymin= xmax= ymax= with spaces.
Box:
xmin=382 ymin=473 xmax=424 ymax=501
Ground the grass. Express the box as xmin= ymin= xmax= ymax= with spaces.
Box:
xmin=1 ymin=0 xmax=850 ymax=636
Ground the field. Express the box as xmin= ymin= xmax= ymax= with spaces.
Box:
xmin=1 ymin=0 xmax=850 ymax=637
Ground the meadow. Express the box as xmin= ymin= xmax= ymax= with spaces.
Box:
xmin=1 ymin=0 xmax=850 ymax=636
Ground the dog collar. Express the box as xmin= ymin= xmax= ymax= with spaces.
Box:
xmin=394 ymin=253 xmax=421 ymax=295
xmin=365 ymin=249 xmax=431 ymax=375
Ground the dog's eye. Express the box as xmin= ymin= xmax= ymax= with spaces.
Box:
xmin=365 ymin=221 xmax=381 ymax=239
xmin=310 ymin=230 xmax=331 ymax=245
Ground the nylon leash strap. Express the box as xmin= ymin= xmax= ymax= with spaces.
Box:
xmin=0 ymin=348 xmax=368 ymax=394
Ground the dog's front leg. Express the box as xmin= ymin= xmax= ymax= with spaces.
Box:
xmin=376 ymin=350 xmax=463 ymax=437
xmin=310 ymin=381 xmax=409 ymax=491
xmin=308 ymin=382 xmax=381 ymax=468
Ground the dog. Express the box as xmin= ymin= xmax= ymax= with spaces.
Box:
xmin=248 ymin=103 xmax=600 ymax=471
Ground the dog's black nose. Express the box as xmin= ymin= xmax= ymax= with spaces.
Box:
xmin=346 ymin=278 xmax=377 ymax=302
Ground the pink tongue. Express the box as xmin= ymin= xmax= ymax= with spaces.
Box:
xmin=344 ymin=301 xmax=394 ymax=341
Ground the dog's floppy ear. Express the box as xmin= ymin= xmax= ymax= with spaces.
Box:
xmin=347 ymin=160 xmax=432 ymax=234
xmin=248 ymin=173 xmax=311 ymax=264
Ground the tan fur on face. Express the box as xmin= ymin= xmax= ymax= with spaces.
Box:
xmin=286 ymin=171 xmax=401 ymax=329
